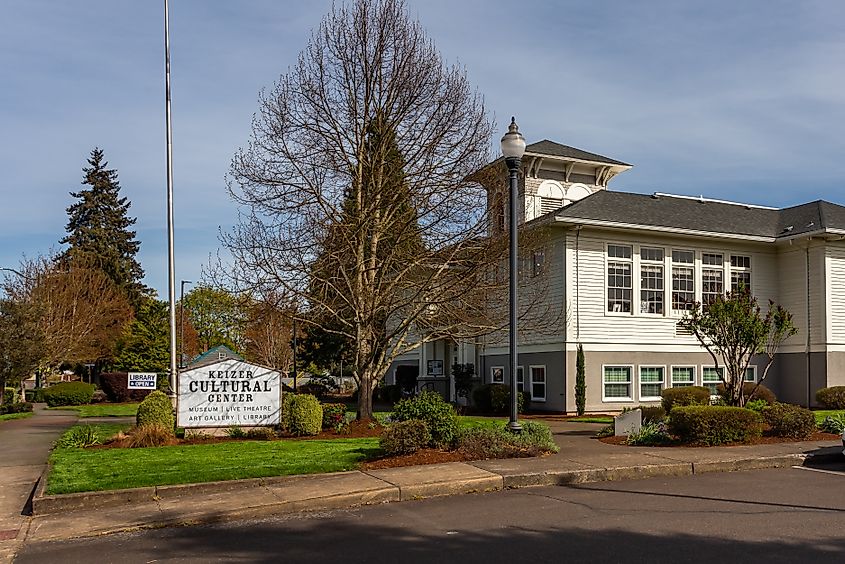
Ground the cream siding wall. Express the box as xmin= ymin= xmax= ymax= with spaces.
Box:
xmin=827 ymin=244 xmax=845 ymax=344
xmin=565 ymin=228 xmax=778 ymax=348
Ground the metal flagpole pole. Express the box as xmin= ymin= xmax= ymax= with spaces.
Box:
xmin=164 ymin=0 xmax=178 ymax=401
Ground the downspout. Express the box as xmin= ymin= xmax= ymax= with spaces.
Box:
xmin=806 ymin=240 xmax=812 ymax=408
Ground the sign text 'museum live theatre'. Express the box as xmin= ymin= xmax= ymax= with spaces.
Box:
xmin=177 ymin=359 xmax=281 ymax=428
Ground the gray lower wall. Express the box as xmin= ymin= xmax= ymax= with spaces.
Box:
xmin=479 ymin=351 xmax=566 ymax=412
xmin=768 ymin=352 xmax=827 ymax=407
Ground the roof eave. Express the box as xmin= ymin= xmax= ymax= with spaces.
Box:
xmin=552 ymin=216 xmax=776 ymax=242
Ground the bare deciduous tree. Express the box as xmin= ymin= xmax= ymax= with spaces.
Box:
xmin=218 ymin=0 xmax=559 ymax=419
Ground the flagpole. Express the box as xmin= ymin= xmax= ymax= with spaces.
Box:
xmin=164 ymin=0 xmax=178 ymax=400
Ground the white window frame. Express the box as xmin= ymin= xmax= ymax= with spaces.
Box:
xmin=529 ymin=365 xmax=546 ymax=402
xmin=606 ymin=244 xmax=633 ymax=315
xmin=602 ymin=364 xmax=634 ymax=402
xmin=516 ymin=366 xmax=525 ymax=393
xmin=670 ymin=365 xmax=696 ymax=388
xmin=701 ymin=366 xmax=724 ymax=397
xmin=730 ymin=254 xmax=752 ymax=293
xmin=744 ymin=365 xmax=757 ymax=383
xmin=639 ymin=247 xmax=665 ymax=315
xmin=638 ymin=365 xmax=665 ymax=401
xmin=491 ymin=366 xmax=504 ymax=384
xmin=671 ymin=249 xmax=695 ymax=314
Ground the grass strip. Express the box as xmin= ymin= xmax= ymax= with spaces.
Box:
xmin=48 ymin=423 xmax=380 ymax=495
xmin=0 ymin=412 xmax=34 ymax=422
xmin=813 ymin=409 xmax=845 ymax=426
xmin=568 ymin=416 xmax=614 ymax=424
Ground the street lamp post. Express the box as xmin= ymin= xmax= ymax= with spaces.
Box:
xmin=501 ymin=117 xmax=526 ymax=433
xmin=179 ymin=280 xmax=192 ymax=368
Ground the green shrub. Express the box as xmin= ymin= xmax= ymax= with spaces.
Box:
xmin=287 ymin=394 xmax=323 ymax=436
xmin=472 ymin=384 xmax=528 ymax=415
xmin=457 ymin=421 xmax=558 ymax=459
xmin=281 ymin=392 xmax=296 ymax=430
xmin=640 ymin=406 xmax=666 ymax=424
xmin=626 ymin=421 xmax=671 ymax=446
xmin=245 ymin=427 xmax=275 ymax=440
xmin=226 ymin=426 xmax=247 ymax=438
xmin=575 ymin=344 xmax=586 ymax=416
xmin=42 ymin=382 xmax=95 ymax=407
xmin=668 ymin=405 xmax=764 ymax=446
xmin=762 ymin=402 xmax=816 ymax=439
xmin=25 ymin=388 xmax=45 ymax=403
xmin=321 ymin=402 xmax=347 ymax=430
xmin=595 ymin=424 xmax=614 ymax=438
xmin=3 ymin=387 xmax=16 ymax=404
xmin=0 ymin=402 xmax=33 ymax=415
xmin=815 ymin=386 xmax=845 ymax=409
xmin=745 ymin=399 xmax=769 ymax=413
xmin=379 ymin=420 xmax=432 ymax=455
xmin=392 ymin=390 xmax=459 ymax=448
xmin=128 ymin=423 xmax=173 ymax=448
xmin=136 ymin=390 xmax=174 ymax=431
xmin=660 ymin=386 xmax=711 ymax=413
xmin=820 ymin=413 xmax=845 ymax=434
xmin=717 ymin=382 xmax=776 ymax=405
xmin=56 ymin=425 xmax=101 ymax=448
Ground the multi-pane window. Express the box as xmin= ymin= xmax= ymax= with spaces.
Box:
xmin=516 ymin=366 xmax=525 ymax=392
xmin=640 ymin=247 xmax=664 ymax=314
xmin=730 ymin=255 xmax=751 ymax=292
xmin=671 ymin=366 xmax=695 ymax=388
xmin=603 ymin=366 xmax=633 ymax=400
xmin=530 ymin=366 xmax=546 ymax=401
xmin=672 ymin=250 xmax=695 ymax=312
xmin=607 ymin=245 xmax=633 ymax=313
xmin=702 ymin=253 xmax=724 ymax=306
xmin=702 ymin=367 xmax=724 ymax=396
xmin=744 ymin=366 xmax=757 ymax=382
xmin=639 ymin=366 xmax=665 ymax=400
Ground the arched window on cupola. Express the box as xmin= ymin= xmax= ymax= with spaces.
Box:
xmin=537 ymin=180 xmax=566 ymax=215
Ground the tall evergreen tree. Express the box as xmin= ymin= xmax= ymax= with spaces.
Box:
xmin=62 ymin=148 xmax=147 ymax=307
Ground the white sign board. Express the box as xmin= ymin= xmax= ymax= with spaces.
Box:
xmin=127 ymin=372 xmax=158 ymax=390
xmin=177 ymin=360 xmax=281 ymax=428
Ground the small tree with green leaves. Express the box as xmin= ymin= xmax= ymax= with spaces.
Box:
xmin=680 ymin=288 xmax=797 ymax=407
xmin=575 ymin=344 xmax=586 ymax=416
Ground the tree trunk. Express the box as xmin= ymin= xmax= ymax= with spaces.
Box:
xmin=356 ymin=371 xmax=375 ymax=421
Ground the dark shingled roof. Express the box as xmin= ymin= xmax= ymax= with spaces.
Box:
xmin=525 ymin=140 xmax=631 ymax=167
xmin=553 ymin=191 xmax=845 ymax=239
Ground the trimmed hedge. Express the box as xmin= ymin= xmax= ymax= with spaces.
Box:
xmin=25 ymin=388 xmax=45 ymax=403
xmin=472 ymin=384 xmax=530 ymax=415
xmin=287 ymin=394 xmax=323 ymax=436
xmin=815 ymin=386 xmax=845 ymax=410
xmin=136 ymin=390 xmax=174 ymax=431
xmin=380 ymin=420 xmax=432 ymax=455
xmin=762 ymin=402 xmax=816 ymax=439
xmin=0 ymin=402 xmax=33 ymax=415
xmin=42 ymin=382 xmax=95 ymax=407
xmin=660 ymin=386 xmax=711 ymax=413
xmin=668 ymin=405 xmax=764 ymax=445
xmin=392 ymin=390 xmax=459 ymax=448
xmin=640 ymin=405 xmax=666 ymax=424
xmin=100 ymin=372 xmax=166 ymax=403
xmin=716 ymin=382 xmax=776 ymax=405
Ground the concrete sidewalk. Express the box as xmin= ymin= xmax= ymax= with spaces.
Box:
xmin=0 ymin=404 xmax=77 ymax=563
xmin=20 ymin=419 xmax=842 ymax=548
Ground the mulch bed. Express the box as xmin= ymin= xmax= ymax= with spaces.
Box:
xmin=361 ymin=449 xmax=472 ymax=469
xmin=598 ymin=430 xmax=840 ymax=448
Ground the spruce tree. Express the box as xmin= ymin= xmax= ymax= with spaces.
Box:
xmin=62 ymin=148 xmax=147 ymax=307
xmin=575 ymin=344 xmax=586 ymax=416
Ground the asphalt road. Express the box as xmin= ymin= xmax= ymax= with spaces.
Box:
xmin=16 ymin=461 xmax=845 ymax=564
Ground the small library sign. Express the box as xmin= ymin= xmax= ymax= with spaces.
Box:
xmin=177 ymin=359 xmax=281 ymax=428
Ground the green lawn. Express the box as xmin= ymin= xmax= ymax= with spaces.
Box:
xmin=50 ymin=403 xmax=140 ymax=418
xmin=814 ymin=409 xmax=845 ymax=426
xmin=0 ymin=412 xmax=34 ymax=423
xmin=567 ymin=416 xmax=614 ymax=424
xmin=48 ymin=423 xmax=381 ymax=495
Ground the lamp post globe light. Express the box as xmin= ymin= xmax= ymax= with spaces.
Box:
xmin=501 ymin=117 xmax=525 ymax=432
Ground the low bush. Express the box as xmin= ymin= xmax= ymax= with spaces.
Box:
xmin=762 ymin=402 xmax=816 ymax=439
xmin=25 ymin=388 xmax=45 ymax=403
xmin=717 ymin=382 xmax=776 ymax=405
xmin=660 ymin=386 xmax=711 ymax=413
xmin=3 ymin=387 xmax=15 ymax=404
xmin=281 ymin=392 xmax=296 ymax=430
xmin=128 ymin=423 xmax=174 ymax=448
xmin=42 ymin=382 xmax=95 ymax=407
xmin=226 ymin=426 xmax=247 ymax=438
xmin=392 ymin=390 xmax=458 ymax=448
xmin=321 ymin=403 xmax=347 ymax=430
xmin=90 ymin=390 xmax=108 ymax=403
xmin=379 ymin=420 xmax=431 ymax=455
xmin=472 ymin=384 xmax=529 ymax=415
xmin=640 ymin=406 xmax=666 ymax=424
xmin=136 ymin=390 xmax=174 ymax=430
xmin=815 ymin=386 xmax=845 ymax=410
xmin=56 ymin=425 xmax=100 ymax=448
xmin=668 ymin=405 xmax=764 ymax=446
xmin=287 ymin=394 xmax=323 ymax=436
xmin=820 ymin=413 xmax=845 ymax=434
xmin=0 ymin=402 xmax=33 ymax=415
xmin=245 ymin=427 xmax=275 ymax=440
xmin=744 ymin=399 xmax=769 ymax=413
xmin=626 ymin=421 xmax=671 ymax=446
xmin=457 ymin=421 xmax=558 ymax=459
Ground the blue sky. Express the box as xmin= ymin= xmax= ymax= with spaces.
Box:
xmin=2 ymin=0 xmax=843 ymax=296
